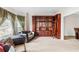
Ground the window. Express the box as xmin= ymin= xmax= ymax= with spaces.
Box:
xmin=0 ymin=18 xmax=13 ymax=40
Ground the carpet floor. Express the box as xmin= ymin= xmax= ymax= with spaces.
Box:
xmin=26 ymin=37 xmax=79 ymax=52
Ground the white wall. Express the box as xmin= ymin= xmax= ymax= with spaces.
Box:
xmin=28 ymin=13 xmax=32 ymax=31
xmin=62 ymin=7 xmax=79 ymax=17
xmin=64 ymin=14 xmax=79 ymax=36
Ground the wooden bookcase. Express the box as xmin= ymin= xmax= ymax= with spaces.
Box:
xmin=32 ymin=14 xmax=61 ymax=39
xmin=32 ymin=16 xmax=53 ymax=36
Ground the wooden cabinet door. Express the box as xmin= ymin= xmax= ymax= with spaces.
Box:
xmin=32 ymin=16 xmax=36 ymax=32
xmin=56 ymin=14 xmax=61 ymax=39
xmin=58 ymin=14 xmax=61 ymax=39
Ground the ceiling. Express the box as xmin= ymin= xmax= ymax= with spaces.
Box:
xmin=11 ymin=7 xmax=61 ymax=13
xmin=4 ymin=7 xmax=79 ymax=16
xmin=8 ymin=7 xmax=70 ymax=15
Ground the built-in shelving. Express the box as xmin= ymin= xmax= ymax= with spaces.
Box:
xmin=32 ymin=14 xmax=61 ymax=39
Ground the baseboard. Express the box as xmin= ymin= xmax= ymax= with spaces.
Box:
xmin=64 ymin=36 xmax=75 ymax=39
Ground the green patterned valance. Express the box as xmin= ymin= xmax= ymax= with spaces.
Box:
xmin=17 ymin=15 xmax=25 ymax=30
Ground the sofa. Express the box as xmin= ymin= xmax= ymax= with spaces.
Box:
xmin=11 ymin=34 xmax=26 ymax=52
xmin=0 ymin=34 xmax=26 ymax=52
xmin=0 ymin=31 xmax=35 ymax=52
xmin=21 ymin=31 xmax=35 ymax=42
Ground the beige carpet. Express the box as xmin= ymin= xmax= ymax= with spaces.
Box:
xmin=26 ymin=37 xmax=79 ymax=52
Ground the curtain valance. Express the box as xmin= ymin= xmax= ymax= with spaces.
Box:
xmin=0 ymin=7 xmax=16 ymax=25
xmin=0 ymin=7 xmax=25 ymax=35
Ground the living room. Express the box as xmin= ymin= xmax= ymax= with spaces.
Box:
xmin=1 ymin=7 xmax=79 ymax=52
xmin=0 ymin=7 xmax=62 ymax=52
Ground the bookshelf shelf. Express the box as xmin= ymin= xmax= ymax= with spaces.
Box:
xmin=32 ymin=14 xmax=61 ymax=39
